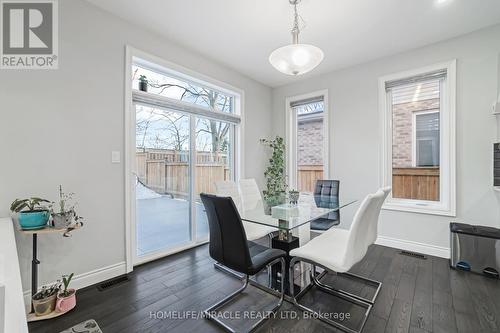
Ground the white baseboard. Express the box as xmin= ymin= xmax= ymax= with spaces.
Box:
xmin=23 ymin=261 xmax=127 ymax=310
xmin=376 ymin=236 xmax=450 ymax=259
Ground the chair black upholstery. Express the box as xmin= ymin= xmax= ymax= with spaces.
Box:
xmin=311 ymin=180 xmax=340 ymax=231
xmin=200 ymin=193 xmax=286 ymax=332
xmin=200 ymin=193 xmax=286 ymax=275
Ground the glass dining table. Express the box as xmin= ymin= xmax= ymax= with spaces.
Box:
xmin=241 ymin=192 xmax=357 ymax=243
xmin=225 ymin=192 xmax=358 ymax=298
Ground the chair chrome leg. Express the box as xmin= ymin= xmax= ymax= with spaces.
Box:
xmin=214 ymin=262 xmax=245 ymax=280
xmin=205 ymin=257 xmax=286 ymax=333
xmin=289 ymin=257 xmax=372 ymax=333
xmin=204 ymin=275 xmax=249 ymax=333
xmin=311 ymin=270 xmax=382 ymax=305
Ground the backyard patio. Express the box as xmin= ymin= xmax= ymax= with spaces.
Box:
xmin=136 ymin=182 xmax=209 ymax=256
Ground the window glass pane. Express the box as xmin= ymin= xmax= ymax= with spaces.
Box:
xmin=415 ymin=112 xmax=439 ymax=167
xmin=132 ymin=65 xmax=234 ymax=113
xmin=295 ymin=100 xmax=324 ymax=192
xmin=135 ymin=106 xmax=192 ymax=255
xmin=195 ymin=118 xmax=232 ymax=241
xmin=391 ymin=79 xmax=440 ymax=201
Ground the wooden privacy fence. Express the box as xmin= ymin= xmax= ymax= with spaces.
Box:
xmin=136 ymin=150 xmax=230 ymax=198
xmin=392 ymin=167 xmax=439 ymax=201
xmin=138 ymin=149 xmax=327 ymax=196
xmin=298 ymin=165 xmax=324 ymax=193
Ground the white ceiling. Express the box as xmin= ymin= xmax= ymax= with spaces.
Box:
xmin=86 ymin=0 xmax=500 ymax=87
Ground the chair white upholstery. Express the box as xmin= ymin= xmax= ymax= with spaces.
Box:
xmin=214 ymin=180 xmax=274 ymax=241
xmin=214 ymin=180 xmax=242 ymax=211
xmin=290 ymin=189 xmax=386 ymax=273
xmin=239 ymin=178 xmax=265 ymax=211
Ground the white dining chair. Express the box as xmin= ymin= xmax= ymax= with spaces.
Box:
xmin=214 ymin=180 xmax=275 ymax=242
xmin=289 ymin=189 xmax=388 ymax=333
xmin=214 ymin=180 xmax=242 ymax=210
xmin=238 ymin=178 xmax=265 ymax=211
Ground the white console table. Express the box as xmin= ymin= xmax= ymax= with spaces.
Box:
xmin=0 ymin=217 xmax=29 ymax=333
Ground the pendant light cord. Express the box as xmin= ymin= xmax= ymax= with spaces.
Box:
xmin=290 ymin=0 xmax=304 ymax=44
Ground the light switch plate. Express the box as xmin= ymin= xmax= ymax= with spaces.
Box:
xmin=111 ymin=151 xmax=121 ymax=163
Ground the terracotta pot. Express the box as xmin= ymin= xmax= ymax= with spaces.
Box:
xmin=32 ymin=293 xmax=57 ymax=316
xmin=56 ymin=289 xmax=76 ymax=313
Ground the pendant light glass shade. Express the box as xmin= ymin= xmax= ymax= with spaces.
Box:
xmin=269 ymin=43 xmax=324 ymax=76
xmin=269 ymin=0 xmax=324 ymax=76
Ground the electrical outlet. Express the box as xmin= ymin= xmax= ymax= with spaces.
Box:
xmin=111 ymin=151 xmax=121 ymax=163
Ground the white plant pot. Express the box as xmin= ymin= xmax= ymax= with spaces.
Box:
xmin=51 ymin=212 xmax=73 ymax=228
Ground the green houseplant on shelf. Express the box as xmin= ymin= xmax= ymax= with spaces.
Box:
xmin=32 ymin=281 xmax=60 ymax=316
xmin=138 ymin=75 xmax=148 ymax=92
xmin=10 ymin=197 xmax=51 ymax=230
xmin=56 ymin=273 xmax=76 ymax=313
xmin=260 ymin=136 xmax=288 ymax=213
xmin=50 ymin=185 xmax=83 ymax=228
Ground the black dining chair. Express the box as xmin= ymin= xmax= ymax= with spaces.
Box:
xmin=200 ymin=193 xmax=286 ymax=332
xmin=311 ymin=180 xmax=341 ymax=232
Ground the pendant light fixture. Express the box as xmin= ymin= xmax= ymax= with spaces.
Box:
xmin=269 ymin=0 xmax=324 ymax=76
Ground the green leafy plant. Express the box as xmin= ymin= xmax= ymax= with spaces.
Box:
xmin=33 ymin=281 xmax=60 ymax=300
xmin=260 ymin=136 xmax=288 ymax=206
xmin=60 ymin=273 xmax=74 ymax=297
xmin=57 ymin=185 xmax=74 ymax=214
xmin=138 ymin=75 xmax=148 ymax=83
xmin=10 ymin=197 xmax=51 ymax=213
xmin=50 ymin=185 xmax=84 ymax=224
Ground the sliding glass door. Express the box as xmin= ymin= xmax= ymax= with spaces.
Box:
xmin=130 ymin=54 xmax=241 ymax=265
xmin=134 ymin=108 xmax=236 ymax=262
xmin=135 ymin=105 xmax=193 ymax=258
xmin=194 ymin=118 xmax=234 ymax=241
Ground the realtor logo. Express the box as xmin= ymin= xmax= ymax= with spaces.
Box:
xmin=1 ymin=0 xmax=58 ymax=69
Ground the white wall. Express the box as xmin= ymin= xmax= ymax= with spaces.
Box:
xmin=0 ymin=0 xmax=273 ymax=293
xmin=272 ymin=24 xmax=500 ymax=257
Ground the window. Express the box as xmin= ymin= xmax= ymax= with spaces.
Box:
xmin=132 ymin=64 xmax=234 ymax=113
xmin=380 ymin=61 xmax=456 ymax=216
xmin=129 ymin=51 xmax=242 ymax=264
xmin=414 ymin=111 xmax=439 ymax=167
xmin=286 ymin=91 xmax=329 ymax=192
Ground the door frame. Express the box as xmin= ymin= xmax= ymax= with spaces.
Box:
xmin=285 ymin=89 xmax=330 ymax=191
xmin=124 ymin=46 xmax=244 ymax=271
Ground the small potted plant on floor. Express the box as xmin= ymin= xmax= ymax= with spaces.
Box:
xmin=32 ymin=281 xmax=60 ymax=316
xmin=56 ymin=273 xmax=76 ymax=313
xmin=138 ymin=75 xmax=148 ymax=92
xmin=10 ymin=197 xmax=51 ymax=230
xmin=50 ymin=185 xmax=83 ymax=228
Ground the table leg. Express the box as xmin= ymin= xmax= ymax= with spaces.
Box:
xmin=271 ymin=235 xmax=299 ymax=295
xmin=278 ymin=219 xmax=292 ymax=241
xmin=31 ymin=234 xmax=40 ymax=313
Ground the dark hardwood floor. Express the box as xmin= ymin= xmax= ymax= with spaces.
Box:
xmin=29 ymin=244 xmax=500 ymax=333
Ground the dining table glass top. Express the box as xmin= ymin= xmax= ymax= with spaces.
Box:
xmin=240 ymin=193 xmax=357 ymax=231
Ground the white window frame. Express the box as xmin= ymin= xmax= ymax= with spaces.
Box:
xmin=412 ymin=109 xmax=440 ymax=167
xmin=124 ymin=46 xmax=244 ymax=271
xmin=285 ymin=89 xmax=330 ymax=191
xmin=379 ymin=60 xmax=456 ymax=216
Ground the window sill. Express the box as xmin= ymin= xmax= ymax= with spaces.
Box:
xmin=382 ymin=202 xmax=456 ymax=217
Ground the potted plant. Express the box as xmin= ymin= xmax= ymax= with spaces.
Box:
xmin=289 ymin=189 xmax=300 ymax=205
xmin=260 ymin=136 xmax=288 ymax=214
xmin=138 ymin=75 xmax=148 ymax=92
xmin=32 ymin=281 xmax=60 ymax=316
xmin=10 ymin=197 xmax=51 ymax=230
xmin=50 ymin=186 xmax=83 ymax=228
xmin=56 ymin=273 xmax=76 ymax=313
